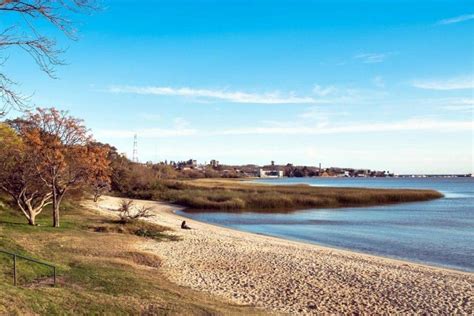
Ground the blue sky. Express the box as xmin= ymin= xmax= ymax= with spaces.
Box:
xmin=3 ymin=0 xmax=474 ymax=174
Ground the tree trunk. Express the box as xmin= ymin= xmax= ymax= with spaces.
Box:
xmin=52 ymin=200 xmax=60 ymax=227
xmin=52 ymin=189 xmax=65 ymax=228
xmin=9 ymin=189 xmax=50 ymax=226
xmin=28 ymin=213 xmax=36 ymax=226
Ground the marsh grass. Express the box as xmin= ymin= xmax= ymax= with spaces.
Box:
xmin=153 ymin=179 xmax=443 ymax=212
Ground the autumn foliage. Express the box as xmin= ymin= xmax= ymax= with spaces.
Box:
xmin=0 ymin=108 xmax=111 ymax=227
xmin=0 ymin=124 xmax=52 ymax=225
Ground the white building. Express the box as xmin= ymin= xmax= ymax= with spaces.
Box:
xmin=259 ymin=169 xmax=284 ymax=178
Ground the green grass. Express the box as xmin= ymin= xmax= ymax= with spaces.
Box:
xmin=0 ymin=197 xmax=263 ymax=315
xmin=149 ymin=179 xmax=443 ymax=212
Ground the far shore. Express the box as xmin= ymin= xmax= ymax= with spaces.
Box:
xmin=85 ymin=196 xmax=473 ymax=314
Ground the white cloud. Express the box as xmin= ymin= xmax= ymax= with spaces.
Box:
xmin=108 ymin=85 xmax=318 ymax=104
xmin=442 ymin=99 xmax=474 ymax=112
xmin=310 ymin=84 xmax=387 ymax=105
xmin=95 ymin=118 xmax=472 ymax=139
xmin=437 ymin=14 xmax=474 ymax=25
xmin=354 ymin=52 xmax=394 ymax=64
xmin=217 ymin=119 xmax=473 ymax=136
xmin=108 ymin=83 xmax=388 ymax=106
xmin=412 ymin=76 xmax=474 ymax=90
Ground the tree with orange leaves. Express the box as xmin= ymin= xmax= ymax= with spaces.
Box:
xmin=9 ymin=107 xmax=110 ymax=227
xmin=88 ymin=142 xmax=112 ymax=202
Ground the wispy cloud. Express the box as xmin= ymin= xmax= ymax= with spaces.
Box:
xmin=95 ymin=118 xmax=472 ymax=140
xmin=218 ymin=119 xmax=473 ymax=136
xmin=412 ymin=76 xmax=474 ymax=90
xmin=108 ymin=85 xmax=318 ymax=104
xmin=312 ymin=84 xmax=337 ymax=96
xmin=354 ymin=52 xmax=394 ymax=64
xmin=442 ymin=104 xmax=474 ymax=112
xmin=437 ymin=14 xmax=474 ymax=25
xmin=311 ymin=84 xmax=387 ymax=105
xmin=440 ymin=98 xmax=474 ymax=112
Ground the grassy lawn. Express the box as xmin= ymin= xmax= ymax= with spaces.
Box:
xmin=0 ymin=198 xmax=263 ymax=315
xmin=147 ymin=179 xmax=443 ymax=212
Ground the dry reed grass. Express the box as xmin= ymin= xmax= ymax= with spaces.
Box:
xmin=152 ymin=179 xmax=443 ymax=212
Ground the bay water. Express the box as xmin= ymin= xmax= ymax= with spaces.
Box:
xmin=178 ymin=177 xmax=474 ymax=272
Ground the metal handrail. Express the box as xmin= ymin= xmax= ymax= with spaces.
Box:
xmin=0 ymin=249 xmax=56 ymax=286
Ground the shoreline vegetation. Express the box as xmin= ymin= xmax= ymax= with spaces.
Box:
xmin=121 ymin=179 xmax=444 ymax=212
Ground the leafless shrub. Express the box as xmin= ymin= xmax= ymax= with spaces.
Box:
xmin=117 ymin=200 xmax=153 ymax=224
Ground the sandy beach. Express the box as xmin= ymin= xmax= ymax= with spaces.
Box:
xmin=85 ymin=196 xmax=473 ymax=315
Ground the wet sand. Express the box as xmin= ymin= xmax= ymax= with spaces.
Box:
xmin=86 ymin=196 xmax=473 ymax=315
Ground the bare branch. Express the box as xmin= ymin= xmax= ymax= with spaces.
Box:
xmin=0 ymin=0 xmax=98 ymax=116
xmin=0 ymin=72 xmax=30 ymax=116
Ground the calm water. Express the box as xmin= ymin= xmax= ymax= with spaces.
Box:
xmin=178 ymin=177 xmax=474 ymax=272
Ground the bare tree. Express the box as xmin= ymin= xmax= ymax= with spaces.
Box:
xmin=0 ymin=0 xmax=97 ymax=116
xmin=89 ymin=142 xmax=112 ymax=202
xmin=117 ymin=200 xmax=154 ymax=224
xmin=92 ymin=180 xmax=111 ymax=203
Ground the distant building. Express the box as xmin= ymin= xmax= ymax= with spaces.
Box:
xmin=259 ymin=169 xmax=284 ymax=178
xmin=355 ymin=169 xmax=371 ymax=177
xmin=210 ymin=159 xmax=219 ymax=168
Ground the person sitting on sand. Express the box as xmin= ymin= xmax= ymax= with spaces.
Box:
xmin=181 ymin=220 xmax=191 ymax=230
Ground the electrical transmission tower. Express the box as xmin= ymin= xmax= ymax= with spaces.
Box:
xmin=132 ymin=134 xmax=139 ymax=163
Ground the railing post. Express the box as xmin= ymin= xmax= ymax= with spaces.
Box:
xmin=13 ymin=254 xmax=17 ymax=286
xmin=53 ymin=266 xmax=56 ymax=287
xmin=1 ymin=249 xmax=57 ymax=287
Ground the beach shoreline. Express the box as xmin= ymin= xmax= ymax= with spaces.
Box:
xmin=85 ymin=196 xmax=473 ymax=314
xmin=176 ymin=208 xmax=472 ymax=274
